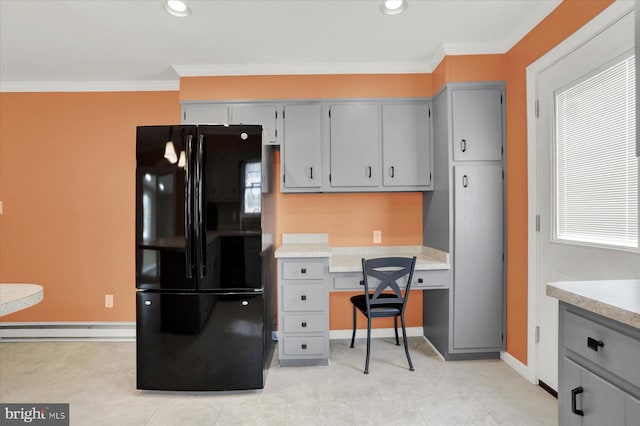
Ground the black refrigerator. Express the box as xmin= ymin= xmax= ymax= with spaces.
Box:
xmin=135 ymin=124 xmax=276 ymax=391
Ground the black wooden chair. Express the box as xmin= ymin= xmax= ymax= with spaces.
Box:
xmin=349 ymin=256 xmax=417 ymax=374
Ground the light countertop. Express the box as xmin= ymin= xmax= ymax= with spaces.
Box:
xmin=275 ymin=233 xmax=450 ymax=273
xmin=0 ymin=284 xmax=44 ymax=317
xmin=546 ymin=279 xmax=640 ymax=329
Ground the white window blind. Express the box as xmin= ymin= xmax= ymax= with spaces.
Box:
xmin=555 ymin=54 xmax=638 ymax=249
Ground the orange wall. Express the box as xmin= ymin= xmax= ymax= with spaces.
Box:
xmin=0 ymin=91 xmax=180 ymax=321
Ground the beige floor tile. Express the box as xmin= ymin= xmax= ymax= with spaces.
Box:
xmin=0 ymin=338 xmax=557 ymax=426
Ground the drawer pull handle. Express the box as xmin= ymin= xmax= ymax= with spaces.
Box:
xmin=587 ymin=337 xmax=604 ymax=351
xmin=461 ymin=139 xmax=467 ymax=152
xmin=301 ymin=268 xmax=307 ymax=274
xmin=301 ymin=295 xmax=307 ymax=301
xmin=301 ymin=322 xmax=307 ymax=328
xmin=571 ymin=386 xmax=584 ymax=416
xmin=301 ymin=344 xmax=307 ymax=350
xmin=418 ymin=278 xmax=423 ymax=283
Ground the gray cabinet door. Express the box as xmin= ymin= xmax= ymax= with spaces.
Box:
xmin=182 ymin=104 xmax=229 ymax=124
xmin=329 ymin=104 xmax=379 ymax=188
xmin=231 ymin=104 xmax=278 ymax=144
xmin=453 ymin=164 xmax=503 ymax=350
xmin=382 ymin=103 xmax=431 ymax=187
xmin=451 ymin=88 xmax=503 ymax=161
xmin=282 ymin=104 xmax=322 ymax=190
xmin=560 ymin=358 xmax=627 ymax=426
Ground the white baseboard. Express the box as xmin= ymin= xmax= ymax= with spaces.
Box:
xmin=501 ymin=350 xmax=536 ymax=384
xmin=0 ymin=322 xmax=136 ymax=342
xmin=329 ymin=326 xmax=423 ymax=340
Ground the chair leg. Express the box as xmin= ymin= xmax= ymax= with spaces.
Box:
xmin=400 ymin=315 xmax=414 ymax=371
xmin=394 ymin=315 xmax=400 ymax=346
xmin=350 ymin=305 xmax=357 ymax=348
xmin=364 ymin=316 xmax=371 ymax=374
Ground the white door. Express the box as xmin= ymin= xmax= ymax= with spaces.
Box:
xmin=535 ymin=10 xmax=638 ymax=392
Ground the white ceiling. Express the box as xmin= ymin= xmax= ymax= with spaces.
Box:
xmin=0 ymin=0 xmax=562 ymax=91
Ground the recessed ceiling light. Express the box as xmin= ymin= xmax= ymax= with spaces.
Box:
xmin=381 ymin=0 xmax=407 ymax=15
xmin=164 ymin=0 xmax=191 ymax=17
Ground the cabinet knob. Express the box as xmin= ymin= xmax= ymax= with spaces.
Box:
xmin=301 ymin=268 xmax=307 ymax=274
xmin=301 ymin=344 xmax=307 ymax=350
xmin=301 ymin=321 xmax=307 ymax=328
xmin=301 ymin=295 xmax=307 ymax=301
xmin=418 ymin=278 xmax=423 ymax=283
xmin=587 ymin=337 xmax=604 ymax=351
xmin=359 ymin=280 xmax=364 ymax=286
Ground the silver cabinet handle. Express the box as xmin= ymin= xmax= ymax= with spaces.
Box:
xmin=462 ymin=175 xmax=468 ymax=188
xmin=367 ymin=166 xmax=372 ymax=178
xmin=389 ymin=166 xmax=395 ymax=178
xmin=307 ymin=166 xmax=314 ymax=180
xmin=461 ymin=139 xmax=467 ymax=152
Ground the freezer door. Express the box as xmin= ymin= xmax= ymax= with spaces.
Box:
xmin=136 ymin=292 xmax=266 ymax=391
xmin=136 ymin=125 xmax=197 ymax=290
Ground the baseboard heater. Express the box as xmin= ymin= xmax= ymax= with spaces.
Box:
xmin=0 ymin=322 xmax=136 ymax=342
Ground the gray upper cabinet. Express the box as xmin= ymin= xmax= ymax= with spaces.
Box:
xmin=329 ymin=104 xmax=380 ymax=188
xmin=282 ymin=104 xmax=322 ymax=192
xmin=452 ymin=164 xmax=504 ymax=350
xmin=230 ymin=104 xmax=278 ymax=145
xmin=636 ymin=4 xmax=639 ymax=157
xmin=382 ymin=103 xmax=432 ymax=187
xmin=182 ymin=104 xmax=229 ymax=124
xmin=451 ymin=88 xmax=503 ymax=161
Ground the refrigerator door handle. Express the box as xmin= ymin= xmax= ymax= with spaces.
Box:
xmin=185 ymin=134 xmax=194 ymax=279
xmin=196 ymin=133 xmax=205 ymax=279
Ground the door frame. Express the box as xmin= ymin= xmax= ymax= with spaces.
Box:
xmin=523 ymin=1 xmax=633 ymax=385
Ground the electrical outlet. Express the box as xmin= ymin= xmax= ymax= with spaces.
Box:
xmin=373 ymin=230 xmax=382 ymax=244
xmin=105 ymin=294 xmax=114 ymax=308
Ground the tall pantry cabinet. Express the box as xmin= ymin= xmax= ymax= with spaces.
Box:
xmin=423 ymin=82 xmax=506 ymax=359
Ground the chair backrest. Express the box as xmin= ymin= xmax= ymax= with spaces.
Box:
xmin=361 ymin=256 xmax=417 ymax=312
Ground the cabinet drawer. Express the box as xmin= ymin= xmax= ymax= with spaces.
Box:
xmin=282 ymin=283 xmax=326 ymax=312
xmin=282 ymin=336 xmax=327 ymax=356
xmin=332 ymin=269 xmax=449 ymax=291
xmin=413 ymin=270 xmax=449 ymax=289
xmin=282 ymin=314 xmax=326 ymax=333
xmin=282 ymin=261 xmax=325 ymax=280
xmin=564 ymin=310 xmax=640 ymax=388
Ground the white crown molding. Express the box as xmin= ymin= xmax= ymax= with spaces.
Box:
xmin=172 ymin=62 xmax=434 ymax=77
xmin=0 ymin=80 xmax=179 ymax=93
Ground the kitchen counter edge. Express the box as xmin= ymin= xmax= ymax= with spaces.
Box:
xmin=546 ymin=279 xmax=640 ymax=329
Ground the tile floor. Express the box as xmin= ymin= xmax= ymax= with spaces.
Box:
xmin=0 ymin=337 xmax=557 ymax=425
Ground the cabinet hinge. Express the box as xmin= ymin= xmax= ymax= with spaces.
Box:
xmin=328 ymin=108 xmax=331 ymax=118
xmin=501 ymin=332 xmax=504 ymax=342
xmin=283 ymin=174 xmax=286 ymax=183
xmin=500 ymin=94 xmax=503 ymax=105
xmin=275 ymin=110 xmax=278 ymax=119
xmin=502 ymin=253 xmax=504 ymax=262
xmin=283 ymin=110 xmax=285 ymax=120
xmin=428 ymin=108 xmax=431 ymax=118
xmin=275 ymin=129 xmax=278 ymax=138
xmin=536 ymin=215 xmax=540 ymax=232
xmin=535 ymin=100 xmax=539 ymax=118
xmin=501 ymin=146 xmax=504 ymax=156
xmin=502 ymin=169 xmax=504 ymax=180
xmin=329 ymin=173 xmax=332 ymax=182
xmin=183 ymin=111 xmax=186 ymax=121
xmin=429 ymin=172 xmax=432 ymax=183
xmin=535 ymin=326 xmax=540 ymax=344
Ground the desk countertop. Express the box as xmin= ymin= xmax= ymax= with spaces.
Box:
xmin=0 ymin=284 xmax=44 ymax=317
xmin=546 ymin=279 xmax=640 ymax=329
xmin=274 ymin=234 xmax=450 ymax=273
